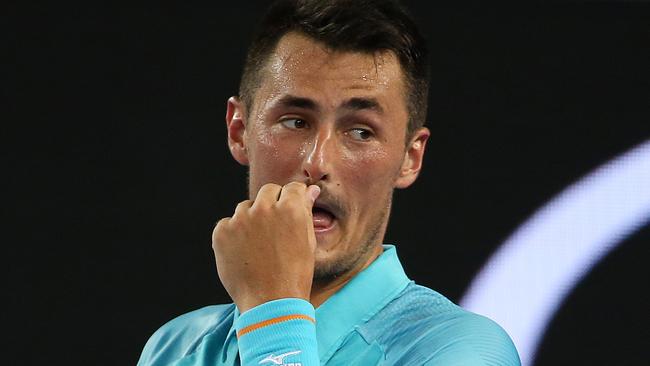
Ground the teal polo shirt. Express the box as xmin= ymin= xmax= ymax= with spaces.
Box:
xmin=138 ymin=245 xmax=520 ymax=365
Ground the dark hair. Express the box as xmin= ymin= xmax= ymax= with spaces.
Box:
xmin=238 ymin=0 xmax=429 ymax=140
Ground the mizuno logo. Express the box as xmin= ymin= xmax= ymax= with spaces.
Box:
xmin=259 ymin=350 xmax=302 ymax=365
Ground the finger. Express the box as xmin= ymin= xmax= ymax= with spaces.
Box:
xmin=277 ymin=181 xmax=306 ymax=206
xmin=214 ymin=217 xmax=230 ymax=230
xmin=212 ymin=217 xmax=231 ymax=244
xmin=234 ymin=199 xmax=253 ymax=217
xmin=252 ymin=183 xmax=282 ymax=208
xmin=278 ymin=182 xmax=320 ymax=210
xmin=306 ymin=184 xmax=320 ymax=207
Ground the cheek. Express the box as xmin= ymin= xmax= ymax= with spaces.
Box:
xmin=340 ymin=146 xmax=399 ymax=195
xmin=251 ymin=127 xmax=280 ymax=161
xmin=248 ymin=128 xmax=302 ymax=184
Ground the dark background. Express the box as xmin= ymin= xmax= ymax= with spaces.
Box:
xmin=5 ymin=2 xmax=649 ymax=365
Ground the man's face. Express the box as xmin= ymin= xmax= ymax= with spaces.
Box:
xmin=227 ymin=32 xmax=428 ymax=280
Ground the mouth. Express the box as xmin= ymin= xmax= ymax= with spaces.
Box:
xmin=312 ymin=202 xmax=337 ymax=232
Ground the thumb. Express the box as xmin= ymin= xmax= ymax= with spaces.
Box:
xmin=306 ymin=185 xmax=321 ymax=207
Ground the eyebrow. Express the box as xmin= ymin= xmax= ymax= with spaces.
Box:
xmin=341 ymin=97 xmax=384 ymax=114
xmin=275 ymin=95 xmax=384 ymax=115
xmin=276 ymin=95 xmax=319 ymax=112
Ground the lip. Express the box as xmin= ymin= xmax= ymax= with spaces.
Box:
xmin=313 ymin=217 xmax=337 ymax=235
xmin=311 ymin=196 xmax=341 ymax=237
xmin=313 ymin=200 xmax=339 ymax=217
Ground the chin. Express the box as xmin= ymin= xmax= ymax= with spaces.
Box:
xmin=312 ymin=245 xmax=347 ymax=277
xmin=313 ymin=260 xmax=347 ymax=282
xmin=314 ymin=229 xmax=343 ymax=254
xmin=313 ymin=241 xmax=378 ymax=282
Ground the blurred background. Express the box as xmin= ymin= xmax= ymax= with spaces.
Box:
xmin=4 ymin=2 xmax=649 ymax=365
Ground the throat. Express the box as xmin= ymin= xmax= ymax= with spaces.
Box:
xmin=310 ymin=275 xmax=353 ymax=308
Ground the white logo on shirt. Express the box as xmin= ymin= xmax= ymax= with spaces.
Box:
xmin=259 ymin=350 xmax=302 ymax=365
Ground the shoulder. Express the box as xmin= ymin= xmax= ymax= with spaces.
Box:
xmin=417 ymin=308 xmax=520 ymax=366
xmin=137 ymin=304 xmax=236 ymax=366
xmin=362 ymin=283 xmax=520 ymax=365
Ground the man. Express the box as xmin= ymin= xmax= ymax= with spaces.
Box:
xmin=139 ymin=0 xmax=520 ymax=365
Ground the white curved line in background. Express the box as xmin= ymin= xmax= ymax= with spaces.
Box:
xmin=460 ymin=139 xmax=650 ymax=366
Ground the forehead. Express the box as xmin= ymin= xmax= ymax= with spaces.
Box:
xmin=253 ymin=32 xmax=407 ymax=114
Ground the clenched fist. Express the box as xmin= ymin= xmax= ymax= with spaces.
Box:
xmin=212 ymin=182 xmax=321 ymax=313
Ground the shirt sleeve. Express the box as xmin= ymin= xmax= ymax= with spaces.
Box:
xmin=235 ymin=298 xmax=319 ymax=366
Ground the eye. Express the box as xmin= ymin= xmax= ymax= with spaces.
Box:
xmin=348 ymin=128 xmax=373 ymax=141
xmin=280 ymin=118 xmax=308 ymax=129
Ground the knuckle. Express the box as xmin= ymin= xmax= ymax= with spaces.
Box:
xmin=250 ymin=202 xmax=270 ymax=215
xmin=285 ymin=181 xmax=306 ymax=190
xmin=214 ymin=217 xmax=229 ymax=229
xmin=214 ymin=218 xmax=230 ymax=232
xmin=262 ymin=182 xmax=281 ymax=190
xmin=235 ymin=200 xmax=251 ymax=212
xmin=212 ymin=218 xmax=230 ymax=245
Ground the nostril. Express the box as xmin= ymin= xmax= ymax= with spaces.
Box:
xmin=303 ymin=168 xmax=328 ymax=182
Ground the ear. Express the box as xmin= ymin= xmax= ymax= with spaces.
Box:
xmin=225 ymin=96 xmax=249 ymax=166
xmin=394 ymin=127 xmax=430 ymax=189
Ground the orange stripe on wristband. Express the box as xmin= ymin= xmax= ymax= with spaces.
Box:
xmin=237 ymin=314 xmax=316 ymax=338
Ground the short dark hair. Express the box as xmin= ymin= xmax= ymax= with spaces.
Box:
xmin=238 ymin=0 xmax=429 ymax=141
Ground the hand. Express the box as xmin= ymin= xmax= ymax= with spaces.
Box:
xmin=212 ymin=182 xmax=321 ymax=313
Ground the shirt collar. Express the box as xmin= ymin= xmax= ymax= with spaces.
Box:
xmin=224 ymin=245 xmax=410 ymax=363
xmin=223 ymin=308 xmax=240 ymax=363
xmin=315 ymin=244 xmax=410 ymax=363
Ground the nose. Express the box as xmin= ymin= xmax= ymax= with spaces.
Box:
xmin=302 ymin=128 xmax=335 ymax=183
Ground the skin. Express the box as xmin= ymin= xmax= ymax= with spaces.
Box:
xmin=214 ymin=32 xmax=429 ymax=312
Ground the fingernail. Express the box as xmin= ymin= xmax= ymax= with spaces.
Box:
xmin=309 ymin=185 xmax=321 ymax=202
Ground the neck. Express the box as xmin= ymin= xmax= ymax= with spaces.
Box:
xmin=309 ymin=244 xmax=384 ymax=308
